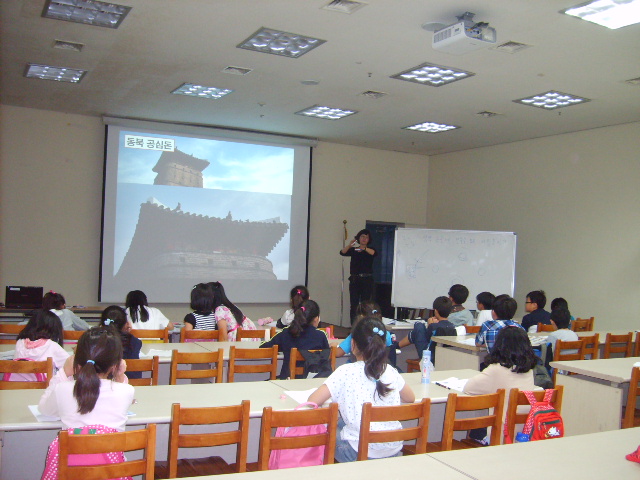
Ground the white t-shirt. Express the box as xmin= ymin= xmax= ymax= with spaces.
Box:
xmin=476 ymin=309 xmax=493 ymax=326
xmin=127 ymin=306 xmax=170 ymax=330
xmin=39 ymin=369 xmax=134 ymax=431
xmin=324 ymin=361 xmax=405 ymax=458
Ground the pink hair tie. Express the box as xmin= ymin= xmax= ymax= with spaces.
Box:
xmin=49 ymin=290 xmax=57 ymax=294
xmin=297 ymin=289 xmax=303 ymax=295
xmin=300 ymin=306 xmax=306 ymax=312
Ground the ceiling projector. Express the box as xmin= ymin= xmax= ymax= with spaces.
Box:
xmin=432 ymin=12 xmax=496 ymax=55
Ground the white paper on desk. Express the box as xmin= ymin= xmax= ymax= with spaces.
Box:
xmin=382 ymin=317 xmax=395 ymax=325
xmin=529 ymin=336 xmax=547 ymax=346
xmin=459 ymin=338 xmax=477 ymax=346
xmin=29 ymin=405 xmax=60 ymax=422
xmin=634 ymin=362 xmax=640 ymax=367
xmin=434 ymin=377 xmax=469 ymax=392
xmin=140 ymin=349 xmax=173 ymax=358
xmin=285 ymin=389 xmax=332 ymax=405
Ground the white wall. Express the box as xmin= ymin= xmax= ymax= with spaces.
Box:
xmin=0 ymin=105 xmax=430 ymax=325
xmin=426 ymin=122 xmax=640 ymax=330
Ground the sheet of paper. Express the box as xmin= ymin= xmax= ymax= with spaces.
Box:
xmin=434 ymin=377 xmax=469 ymax=392
xmin=140 ymin=349 xmax=173 ymax=358
xmin=460 ymin=338 xmax=477 ymax=346
xmin=284 ymin=389 xmax=333 ymax=405
xmin=29 ymin=405 xmax=60 ymax=422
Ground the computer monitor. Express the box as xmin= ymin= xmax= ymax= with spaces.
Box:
xmin=4 ymin=286 xmax=44 ymax=309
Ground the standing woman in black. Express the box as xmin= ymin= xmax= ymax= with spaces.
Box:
xmin=340 ymin=228 xmax=377 ymax=324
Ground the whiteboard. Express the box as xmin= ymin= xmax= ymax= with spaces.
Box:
xmin=391 ymin=228 xmax=516 ymax=309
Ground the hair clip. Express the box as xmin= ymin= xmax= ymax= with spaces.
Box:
xmin=371 ymin=309 xmax=378 ymax=314
xmin=372 ymin=327 xmax=384 ymax=337
xmin=296 ymin=289 xmax=302 ymax=295
xmin=86 ymin=360 xmax=95 ymax=365
xmin=300 ymin=306 xmax=306 ymax=312
xmin=103 ymin=319 xmax=113 ymax=326
xmin=49 ymin=290 xmax=57 ymax=294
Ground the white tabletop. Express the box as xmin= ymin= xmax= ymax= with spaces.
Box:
xmin=429 ymin=427 xmax=640 ymax=479
xmin=550 ymin=356 xmax=640 ymax=384
xmin=431 ymin=335 xmax=481 ymax=352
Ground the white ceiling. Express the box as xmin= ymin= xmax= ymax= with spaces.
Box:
xmin=2 ymin=0 xmax=639 ymax=155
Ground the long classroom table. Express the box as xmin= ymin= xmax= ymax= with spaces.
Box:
xmin=0 ymin=369 xmax=478 ymax=480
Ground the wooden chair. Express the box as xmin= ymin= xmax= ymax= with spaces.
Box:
xmin=431 ymin=390 xmax=505 ymax=451
xmin=228 ymin=346 xmax=278 ymax=382
xmin=465 ymin=325 xmax=481 ymax=334
xmin=357 ymin=398 xmax=430 ymax=460
xmin=58 ymin=423 xmax=156 ymax=479
xmin=552 ymin=338 xmax=586 ymax=384
xmin=169 ymin=349 xmax=224 ymax=385
xmin=504 ymin=386 xmax=564 ymax=442
xmin=236 ymin=327 xmax=275 ymax=341
xmin=622 ymin=367 xmax=640 ymax=429
xmin=635 ymin=332 xmax=640 ymax=357
xmin=0 ymin=357 xmax=53 ymax=389
xmin=289 ymin=346 xmax=336 ymax=379
xmin=581 ymin=333 xmax=600 ymax=360
xmin=132 ymin=328 xmax=169 ymax=343
xmin=603 ymin=332 xmax=634 ymax=359
xmin=126 ymin=356 xmax=160 ymax=386
xmin=571 ymin=317 xmax=594 ymax=332
xmin=180 ymin=328 xmax=219 ymax=343
xmin=63 ymin=330 xmax=84 ymax=342
xmin=158 ymin=401 xmax=250 ymax=478
xmin=0 ymin=323 xmax=25 ymax=344
xmin=320 ymin=325 xmax=334 ymax=338
xmin=406 ymin=359 xmax=420 ymax=373
xmin=257 ymin=402 xmax=339 ymax=471
xmin=537 ymin=323 xmax=556 ymax=332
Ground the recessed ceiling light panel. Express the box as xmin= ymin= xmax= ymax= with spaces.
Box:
xmin=391 ymin=62 xmax=475 ymax=87
xmin=513 ymin=90 xmax=590 ymax=110
xmin=238 ymin=28 xmax=326 ymax=58
xmin=562 ymin=0 xmax=640 ymax=29
xmin=42 ymin=0 xmax=131 ymax=29
xmin=295 ymin=105 xmax=357 ymax=120
xmin=403 ymin=121 xmax=459 ymax=133
xmin=171 ymin=83 xmax=233 ymax=99
xmin=24 ymin=63 xmax=87 ymax=83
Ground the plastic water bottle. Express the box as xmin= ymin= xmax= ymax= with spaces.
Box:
xmin=421 ymin=349 xmax=433 ymax=384
xmin=515 ymin=432 xmax=530 ymax=443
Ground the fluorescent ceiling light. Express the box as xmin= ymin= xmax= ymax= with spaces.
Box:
xmin=513 ymin=90 xmax=590 ymax=110
xmin=42 ymin=0 xmax=131 ymax=28
xmin=24 ymin=63 xmax=87 ymax=83
xmin=562 ymin=0 xmax=640 ymax=29
xmin=403 ymin=121 xmax=459 ymax=133
xmin=171 ymin=83 xmax=233 ymax=99
xmin=391 ymin=62 xmax=475 ymax=87
xmin=295 ymin=105 xmax=357 ymax=120
xmin=238 ymin=28 xmax=326 ymax=58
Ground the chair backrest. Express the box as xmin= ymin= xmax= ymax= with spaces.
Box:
xmin=131 ymin=328 xmax=169 ymax=343
xmin=228 ymin=346 xmax=278 ymax=382
xmin=257 ymin=402 xmax=339 ymax=471
xmin=168 ymin=400 xmax=250 ymax=477
xmin=58 ymin=423 xmax=156 ymax=479
xmin=552 ymin=338 xmax=586 ymax=384
xmin=126 ymin=356 xmax=160 ymax=386
xmin=236 ymin=327 xmax=272 ymax=341
xmin=0 ymin=323 xmax=25 ymax=344
xmin=623 ymin=367 xmax=640 ymax=429
xmin=603 ymin=332 xmax=634 ymax=359
xmin=504 ymin=386 xmax=564 ymax=441
xmin=289 ymin=346 xmax=336 ymax=379
xmin=357 ymin=398 xmax=430 ymax=461
xmin=180 ymin=328 xmax=219 ymax=343
xmin=581 ymin=333 xmax=600 ymax=360
xmin=320 ymin=325 xmax=334 ymax=338
xmin=465 ymin=325 xmax=480 ymax=334
xmin=635 ymin=332 xmax=640 ymax=357
xmin=0 ymin=357 xmax=53 ymax=389
xmin=63 ymin=330 xmax=84 ymax=342
xmin=537 ymin=323 xmax=556 ymax=332
xmin=441 ymin=390 xmax=505 ymax=450
xmin=571 ymin=317 xmax=594 ymax=332
xmin=169 ymin=349 xmax=224 ymax=385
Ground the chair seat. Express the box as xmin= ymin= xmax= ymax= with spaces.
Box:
xmin=406 ymin=359 xmax=420 ymax=373
xmin=155 ymin=456 xmax=235 ymax=478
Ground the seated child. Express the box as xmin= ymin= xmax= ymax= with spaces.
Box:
xmin=43 ymin=290 xmax=91 ymax=331
xmin=521 ymin=290 xmax=551 ymax=332
xmin=277 ymin=285 xmax=309 ymax=328
xmin=447 ymin=284 xmax=474 ymax=327
xmin=14 ymin=310 xmax=69 ymax=378
xmin=475 ymin=291 xmax=495 ymax=326
xmin=475 ymin=295 xmax=524 ymax=353
xmin=545 ymin=307 xmax=579 ymax=355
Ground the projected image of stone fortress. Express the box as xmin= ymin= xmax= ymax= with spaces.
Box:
xmin=115 ymin=148 xmax=289 ymax=282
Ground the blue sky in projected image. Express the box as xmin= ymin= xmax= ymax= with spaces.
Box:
xmin=114 ymin=131 xmax=294 ymax=278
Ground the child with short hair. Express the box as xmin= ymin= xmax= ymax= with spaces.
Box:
xmin=475 ymin=291 xmax=495 ymax=326
xmin=545 ymin=307 xmax=579 ymax=354
xmin=336 ymin=301 xmax=390 ymax=358
xmin=43 ymin=290 xmax=90 ymax=331
xmin=309 ymin=317 xmax=415 ymax=462
xmin=447 ymin=284 xmax=474 ymax=326
xmin=277 ymin=285 xmax=310 ymax=328
xmin=13 ymin=310 xmax=70 ymax=380
xmin=521 ymin=290 xmax=551 ymax=332
xmin=100 ymin=305 xmax=142 ymax=380
xmin=475 ymin=295 xmax=525 ymax=353
xmin=183 ymin=283 xmax=217 ymax=332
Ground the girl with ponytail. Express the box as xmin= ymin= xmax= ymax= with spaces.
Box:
xmin=308 ymin=317 xmax=414 ymax=463
xmin=277 ymin=285 xmax=310 ymax=328
xmin=39 ymin=327 xmax=134 ymax=431
xmin=260 ymin=299 xmax=329 ymax=379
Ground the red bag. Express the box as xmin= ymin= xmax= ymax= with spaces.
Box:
xmin=268 ymin=402 xmax=327 ymax=470
xmin=522 ymin=390 xmax=564 ymax=441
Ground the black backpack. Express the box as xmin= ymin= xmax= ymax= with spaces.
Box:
xmin=298 ymin=349 xmax=333 ymax=379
